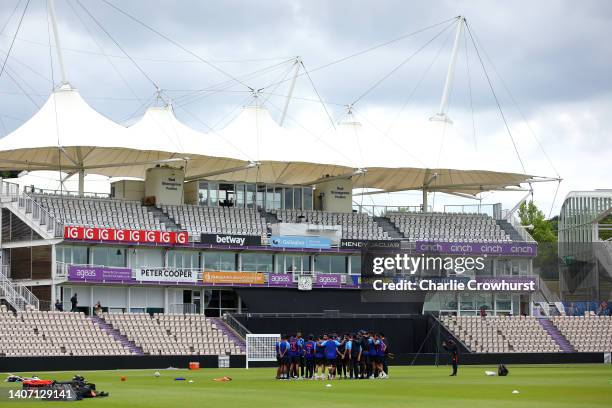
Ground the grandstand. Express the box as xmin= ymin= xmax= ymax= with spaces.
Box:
xmin=102 ymin=313 xmax=244 ymax=355
xmin=440 ymin=315 xmax=561 ymax=353
xmin=272 ymin=209 xmax=390 ymax=240
xmin=551 ymin=315 xmax=612 ymax=352
xmin=0 ymin=1 xmax=606 ymax=377
xmin=388 ymin=212 xmax=511 ymax=242
xmin=0 ymin=307 xmax=130 ymax=357
xmin=33 ymin=194 xmax=166 ymax=231
xmin=163 ymin=204 xmax=268 ymax=242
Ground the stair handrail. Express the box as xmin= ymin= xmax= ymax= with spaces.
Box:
xmin=222 ymin=312 xmax=251 ymax=340
xmin=0 ymin=265 xmax=39 ymax=311
xmin=20 ymin=189 xmax=64 ymax=238
xmin=1 ymin=180 xmax=64 ymax=238
xmin=508 ymin=213 xmax=536 ymax=243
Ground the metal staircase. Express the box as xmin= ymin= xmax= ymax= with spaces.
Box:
xmin=374 ymin=216 xmax=404 ymax=239
xmin=1 ymin=180 xmax=64 ymax=240
xmin=0 ymin=266 xmax=39 ymax=311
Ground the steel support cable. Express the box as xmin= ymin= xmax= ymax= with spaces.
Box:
xmin=100 ymin=0 xmax=253 ymax=91
xmin=350 ymin=18 xmax=458 ymax=106
xmin=465 ymin=22 xmax=528 ymax=176
xmin=382 ymin=24 xmax=455 ymax=137
xmin=67 ymin=0 xmax=142 ymax=102
xmin=469 ymin=27 xmax=560 ymax=179
xmin=76 ymin=0 xmax=161 ymax=93
xmin=259 ymin=16 xmax=461 ymax=92
xmin=0 ymin=0 xmax=30 ymax=82
xmin=301 ymin=60 xmax=336 ymax=129
xmin=463 ymin=26 xmax=477 ymax=149
xmin=172 ymin=59 xmax=296 ymax=107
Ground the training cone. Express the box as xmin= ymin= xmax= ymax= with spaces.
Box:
xmin=512 ymin=390 xmax=519 ymax=394
xmin=120 ymin=376 xmax=126 ymax=382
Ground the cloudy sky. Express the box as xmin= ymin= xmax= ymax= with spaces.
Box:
xmin=0 ymin=0 xmax=610 ymax=216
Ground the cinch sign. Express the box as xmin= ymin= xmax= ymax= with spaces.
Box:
xmin=64 ymin=226 xmax=188 ymax=245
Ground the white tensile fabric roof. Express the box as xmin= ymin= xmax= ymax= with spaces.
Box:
xmin=0 ymin=85 xmax=246 ymax=179
xmin=0 ymin=86 xmax=544 ymax=195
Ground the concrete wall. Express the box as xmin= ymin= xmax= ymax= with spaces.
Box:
xmin=183 ymin=180 xmax=199 ymax=205
xmin=144 ymin=167 xmax=185 ymax=205
xmin=315 ymin=178 xmax=352 ymax=213
xmin=111 ymin=180 xmax=145 ymax=201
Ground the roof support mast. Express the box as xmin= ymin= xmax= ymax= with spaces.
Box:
xmin=430 ymin=16 xmax=464 ymax=124
xmin=49 ymin=0 xmax=83 ymax=193
xmin=279 ymin=57 xmax=301 ymax=126
xmin=48 ymin=0 xmax=69 ymax=86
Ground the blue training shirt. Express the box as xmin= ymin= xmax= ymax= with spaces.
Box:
xmin=322 ymin=340 xmax=341 ymax=360
xmin=303 ymin=340 xmax=316 ymax=359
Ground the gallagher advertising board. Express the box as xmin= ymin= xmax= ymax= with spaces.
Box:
xmin=64 ymin=226 xmax=188 ymax=245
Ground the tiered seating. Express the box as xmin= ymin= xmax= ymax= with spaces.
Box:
xmin=441 ymin=315 xmax=561 ymax=353
xmin=34 ymin=194 xmax=164 ymax=230
xmin=273 ymin=209 xmax=390 ymax=240
xmin=0 ymin=309 xmax=130 ymax=357
xmin=388 ymin=212 xmax=510 ymax=242
xmin=552 ymin=315 xmax=612 ymax=352
xmin=162 ymin=205 xmax=267 ymax=242
xmin=103 ymin=313 xmax=243 ymax=355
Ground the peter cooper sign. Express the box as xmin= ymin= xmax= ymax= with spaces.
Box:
xmin=136 ymin=268 xmax=198 ymax=283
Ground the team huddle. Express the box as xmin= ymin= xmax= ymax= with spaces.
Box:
xmin=275 ymin=331 xmax=389 ymax=380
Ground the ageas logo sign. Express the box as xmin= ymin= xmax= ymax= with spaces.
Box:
xmin=64 ymin=226 xmax=188 ymax=245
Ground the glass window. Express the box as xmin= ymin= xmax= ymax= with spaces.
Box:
xmin=241 ymin=253 xmax=273 ymax=272
xmin=256 ymin=185 xmax=265 ymax=210
xmin=72 ymin=246 xmax=87 ymax=265
xmin=350 ymin=256 xmax=361 ymax=275
xmin=265 ymin=186 xmax=274 ymax=211
xmin=459 ymin=293 xmax=475 ymax=311
xmin=314 ymin=255 xmax=347 ymax=274
xmin=198 ymin=182 xmax=209 ymax=206
xmin=275 ymin=254 xmax=309 ymax=273
xmin=167 ymin=250 xmax=199 ymax=269
xmin=495 ymin=294 xmax=512 ymax=311
xmin=202 ymin=251 xmax=236 ymax=271
xmin=303 ymin=187 xmax=313 ymax=210
xmin=129 ymin=248 xmax=163 ymax=268
xmin=209 ymin=183 xmax=219 ymax=207
xmin=273 ymin=187 xmax=282 ymax=209
xmin=91 ymin=247 xmax=126 ymax=267
xmin=236 ymin=184 xmax=245 ymax=208
xmin=475 ymin=293 xmax=493 ymax=311
xmin=284 ymin=188 xmax=293 ymax=210
xmin=294 ymin=188 xmax=302 ymax=210
xmin=246 ymin=184 xmax=256 ymax=208
xmin=56 ymin=245 xmax=88 ymax=265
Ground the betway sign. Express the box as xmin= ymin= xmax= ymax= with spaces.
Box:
xmin=64 ymin=226 xmax=188 ymax=245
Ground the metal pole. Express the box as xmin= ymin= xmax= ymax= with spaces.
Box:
xmin=48 ymin=0 xmax=68 ymax=85
xmin=279 ymin=57 xmax=301 ymax=126
xmin=430 ymin=16 xmax=464 ymax=123
xmin=422 ymin=189 xmax=428 ymax=213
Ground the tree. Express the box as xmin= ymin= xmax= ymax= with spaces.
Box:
xmin=518 ymin=201 xmax=557 ymax=243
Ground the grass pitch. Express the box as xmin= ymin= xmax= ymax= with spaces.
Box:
xmin=1 ymin=365 xmax=611 ymax=407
